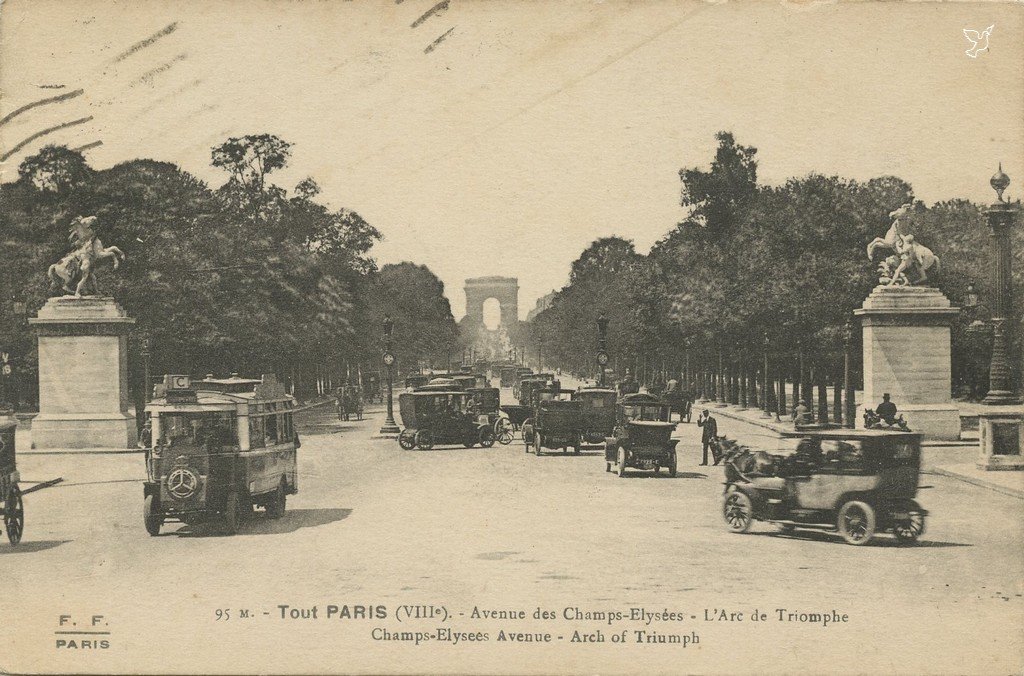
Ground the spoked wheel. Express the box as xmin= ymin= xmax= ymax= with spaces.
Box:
xmin=616 ymin=446 xmax=628 ymax=478
xmin=478 ymin=427 xmax=496 ymax=448
xmin=497 ymin=429 xmax=513 ymax=445
xmin=892 ymin=503 xmax=926 ymax=544
xmin=415 ymin=430 xmax=434 ymax=450
xmin=143 ymin=494 xmax=162 ymax=537
xmin=837 ymin=500 xmax=876 ymax=546
xmin=398 ymin=429 xmax=417 ymax=450
xmin=4 ymin=484 xmax=24 ymax=545
xmin=722 ymin=490 xmax=753 ymax=533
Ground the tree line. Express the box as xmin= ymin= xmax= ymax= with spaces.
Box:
xmin=527 ymin=132 xmax=1021 ymax=412
xmin=0 ymin=136 xmax=458 ymax=411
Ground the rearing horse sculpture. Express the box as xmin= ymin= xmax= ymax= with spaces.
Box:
xmin=47 ymin=216 xmax=126 ymax=297
xmin=867 ymin=204 xmax=940 ymax=286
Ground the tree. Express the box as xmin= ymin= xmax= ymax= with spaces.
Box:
xmin=211 ymin=134 xmax=292 ymax=193
xmin=17 ymin=145 xmax=93 ymax=192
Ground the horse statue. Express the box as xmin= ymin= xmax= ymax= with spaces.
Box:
xmin=866 ymin=204 xmax=940 ymax=286
xmin=47 ymin=216 xmax=125 ymax=297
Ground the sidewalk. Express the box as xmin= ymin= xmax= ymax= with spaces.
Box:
xmin=699 ymin=399 xmax=1023 ymax=499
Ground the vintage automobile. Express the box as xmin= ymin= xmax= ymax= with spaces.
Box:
xmin=605 ymin=393 xmax=678 ymax=477
xmin=452 ymin=374 xmax=478 ymax=391
xmin=573 ymin=387 xmax=618 ymax=445
xmin=517 ymin=373 xmax=560 ymax=406
xmin=720 ymin=428 xmax=928 ymax=546
xmin=0 ymin=417 xmax=24 ymax=544
xmin=397 ymin=390 xmax=496 ymax=450
xmin=467 ymin=387 xmax=512 ymax=445
xmin=143 ymin=374 xmax=299 ymax=536
xmin=522 ymin=389 xmax=583 ymax=455
xmin=499 ymin=365 xmax=519 ymax=388
xmin=404 ymin=374 xmax=430 ymax=390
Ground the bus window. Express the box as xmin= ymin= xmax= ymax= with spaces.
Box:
xmin=266 ymin=413 xmax=279 ymax=444
xmin=250 ymin=416 xmax=266 ymax=449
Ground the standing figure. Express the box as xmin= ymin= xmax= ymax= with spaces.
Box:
xmin=697 ymin=409 xmax=719 ymax=466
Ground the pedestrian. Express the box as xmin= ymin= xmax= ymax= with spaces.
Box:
xmin=137 ymin=418 xmax=152 ymax=450
xmin=792 ymin=399 xmax=812 ymax=426
xmin=697 ymin=409 xmax=719 ymax=466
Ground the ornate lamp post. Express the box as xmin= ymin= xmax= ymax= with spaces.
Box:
xmin=596 ymin=313 xmax=610 ymax=386
xmin=843 ymin=318 xmax=856 ymax=427
xmin=141 ymin=336 xmax=152 ymax=403
xmin=982 ymin=165 xmax=1020 ymax=405
xmin=379 ymin=315 xmax=400 ymax=436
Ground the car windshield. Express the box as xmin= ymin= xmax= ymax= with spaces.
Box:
xmin=158 ymin=412 xmax=236 ymax=449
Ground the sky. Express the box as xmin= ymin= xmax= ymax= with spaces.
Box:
xmin=2 ymin=0 xmax=1022 ymax=320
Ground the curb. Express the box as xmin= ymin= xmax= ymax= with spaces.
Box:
xmin=930 ymin=467 xmax=1024 ymax=500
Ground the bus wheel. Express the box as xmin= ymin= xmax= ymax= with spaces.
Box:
xmin=266 ymin=481 xmax=286 ymax=520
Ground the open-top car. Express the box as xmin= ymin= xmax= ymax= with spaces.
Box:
xmin=522 ymin=389 xmax=583 ymax=456
xmin=573 ymin=387 xmax=617 ymax=445
xmin=397 ymin=390 xmax=496 ymax=450
xmin=720 ymin=427 xmax=928 ymax=546
xmin=143 ymin=374 xmax=299 ymax=536
xmin=605 ymin=393 xmax=678 ymax=477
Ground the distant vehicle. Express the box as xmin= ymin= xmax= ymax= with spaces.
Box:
xmin=721 ymin=428 xmax=928 ymax=546
xmin=517 ymin=373 xmax=559 ymax=406
xmin=143 ymin=374 xmax=299 ymax=536
xmin=452 ymin=374 xmax=477 ymax=390
xmin=605 ymin=393 xmax=678 ymax=477
xmin=405 ymin=374 xmax=430 ymax=390
xmin=397 ymin=390 xmax=496 ymax=450
xmin=572 ymin=387 xmax=617 ymax=445
xmin=522 ymin=388 xmax=582 ymax=456
xmin=500 ymin=365 xmax=519 ymax=388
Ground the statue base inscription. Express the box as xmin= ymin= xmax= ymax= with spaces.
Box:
xmin=854 ymin=286 xmax=960 ymax=441
xmin=28 ymin=297 xmax=136 ymax=450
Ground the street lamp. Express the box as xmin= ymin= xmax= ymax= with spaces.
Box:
xmin=596 ymin=313 xmax=610 ymax=386
xmin=141 ymin=336 xmax=152 ymax=403
xmin=379 ymin=315 xmax=400 ymax=436
xmin=982 ymin=164 xmax=1020 ymax=405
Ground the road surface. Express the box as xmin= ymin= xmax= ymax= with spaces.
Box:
xmin=4 ymin=386 xmax=1022 ymax=674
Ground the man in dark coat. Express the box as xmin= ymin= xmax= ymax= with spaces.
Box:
xmin=697 ymin=409 xmax=719 ymax=465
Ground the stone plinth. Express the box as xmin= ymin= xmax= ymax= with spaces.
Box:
xmin=977 ymin=408 xmax=1024 ymax=470
xmin=28 ymin=297 xmax=136 ymax=450
xmin=854 ymin=286 xmax=960 ymax=440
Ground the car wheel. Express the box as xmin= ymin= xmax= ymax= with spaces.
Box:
xmin=143 ymin=493 xmax=162 ymax=537
xmin=616 ymin=446 xmax=627 ymax=477
xmin=479 ymin=427 xmax=496 ymax=448
xmin=222 ymin=491 xmax=240 ymax=535
xmin=415 ymin=430 xmax=433 ymax=450
xmin=722 ymin=491 xmax=753 ymax=533
xmin=892 ymin=502 xmax=926 ymax=544
xmin=398 ymin=429 xmax=416 ymax=450
xmin=837 ymin=500 xmax=876 ymax=546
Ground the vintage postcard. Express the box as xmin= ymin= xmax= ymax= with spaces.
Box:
xmin=1 ymin=0 xmax=1023 ymax=674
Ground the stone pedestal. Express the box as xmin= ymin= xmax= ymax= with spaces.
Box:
xmin=28 ymin=297 xmax=136 ymax=450
xmin=977 ymin=409 xmax=1024 ymax=470
xmin=854 ymin=286 xmax=960 ymax=440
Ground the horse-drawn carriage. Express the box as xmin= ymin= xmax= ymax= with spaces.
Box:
xmin=336 ymin=385 xmax=364 ymax=421
xmin=0 ymin=419 xmax=24 ymax=545
xmin=605 ymin=393 xmax=678 ymax=477
xmin=522 ymin=389 xmax=583 ymax=456
xmin=397 ymin=390 xmax=496 ymax=450
xmin=721 ymin=428 xmax=928 ymax=546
